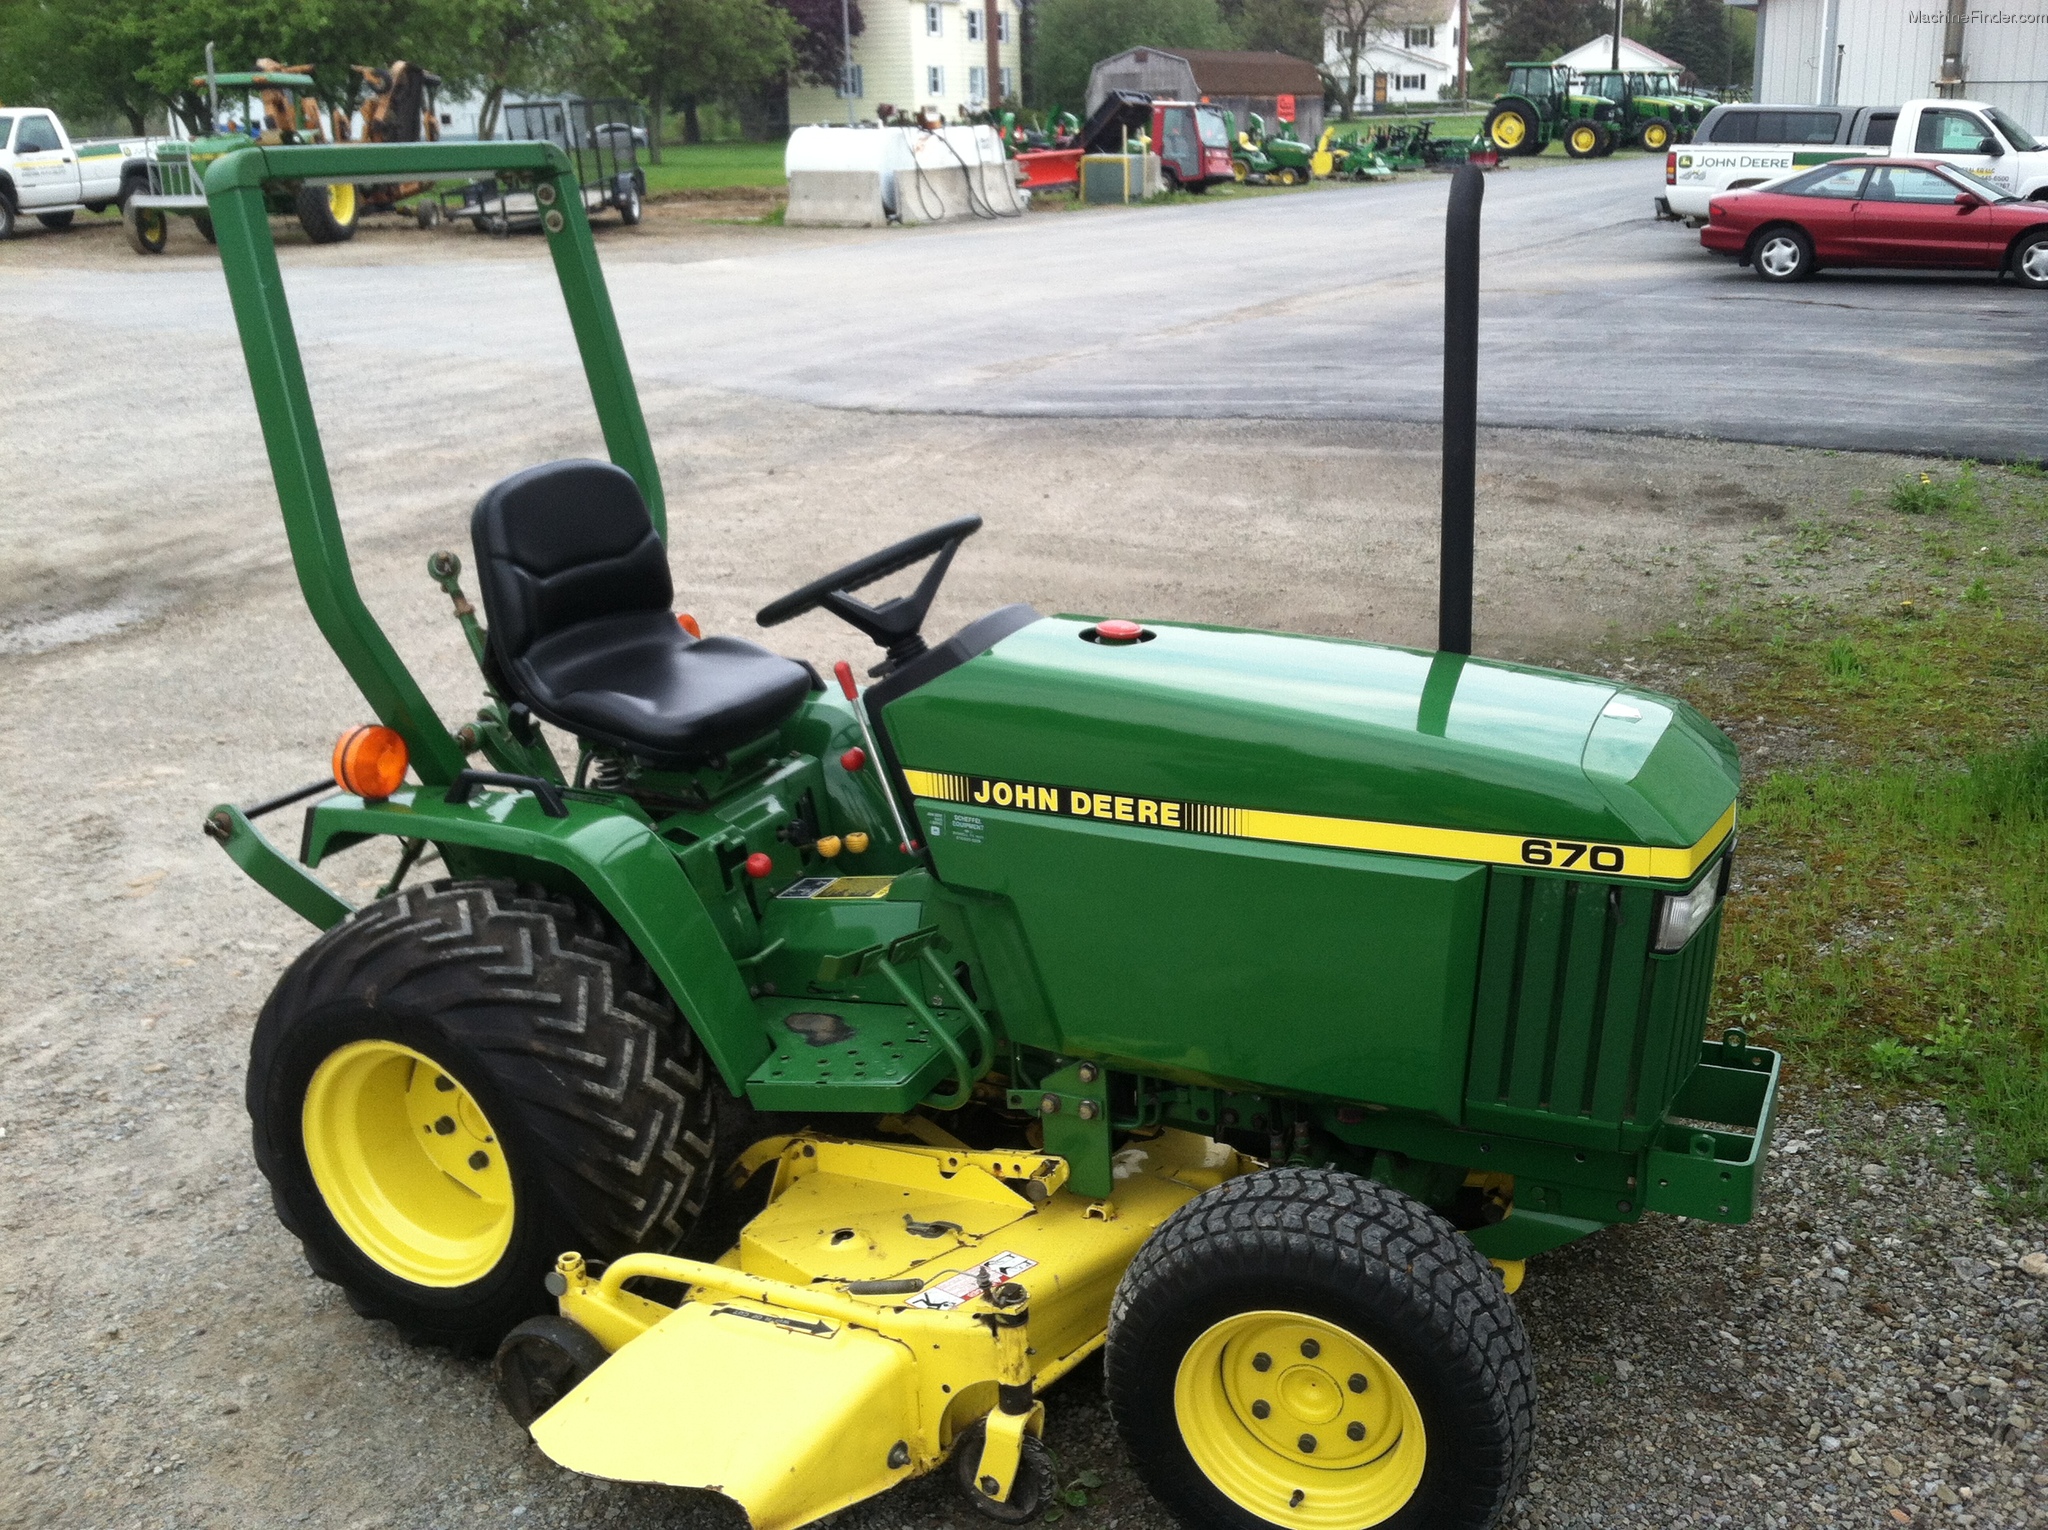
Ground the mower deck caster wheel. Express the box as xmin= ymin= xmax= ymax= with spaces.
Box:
xmin=953 ymin=1417 xmax=1056 ymax=1524
xmin=495 ymin=1314 xmax=611 ymax=1429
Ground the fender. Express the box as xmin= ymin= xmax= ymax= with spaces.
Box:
xmin=293 ymin=786 xmax=768 ymax=1093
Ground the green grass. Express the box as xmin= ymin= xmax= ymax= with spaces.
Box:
xmin=638 ymin=142 xmax=787 ymax=195
xmin=1634 ymin=462 xmax=2048 ymax=1211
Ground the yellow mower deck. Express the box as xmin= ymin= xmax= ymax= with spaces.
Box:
xmin=532 ymin=1130 xmax=1247 ymax=1530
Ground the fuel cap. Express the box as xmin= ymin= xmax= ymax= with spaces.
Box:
xmin=1088 ymin=620 xmax=1146 ymax=644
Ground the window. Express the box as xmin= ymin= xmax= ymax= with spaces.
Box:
xmin=1917 ymin=108 xmax=2000 ymax=155
xmin=1861 ymin=112 xmax=1897 ymax=147
xmin=969 ymin=66 xmax=987 ymax=103
xmin=0 ymin=118 xmax=14 ymax=151
xmin=840 ymin=63 xmax=864 ymax=98
xmin=1333 ymin=28 xmax=1353 ymax=49
xmin=1986 ymin=106 xmax=2040 ymax=152
xmin=1865 ymin=165 xmax=1971 ymax=203
xmin=1783 ymin=165 xmax=1867 ymax=199
xmin=15 ymin=114 xmax=60 ymax=153
xmin=925 ymin=3 xmax=941 ymax=37
xmin=966 ymin=7 xmax=980 ymax=41
xmin=1398 ymin=74 xmax=1427 ymax=92
xmin=1404 ymin=26 xmax=1436 ymax=48
xmin=1000 ymin=66 xmax=1013 ymax=99
xmin=1700 ymin=109 xmax=1841 ymax=145
xmin=927 ymin=65 xmax=945 ymax=97
xmin=998 ymin=9 xmax=1010 ymax=42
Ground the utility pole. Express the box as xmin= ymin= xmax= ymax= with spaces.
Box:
xmin=1457 ymin=0 xmax=1469 ymax=100
xmin=842 ymin=0 xmax=854 ymax=125
xmin=1611 ymin=0 xmax=1623 ymax=70
xmin=986 ymin=0 xmax=1003 ymax=114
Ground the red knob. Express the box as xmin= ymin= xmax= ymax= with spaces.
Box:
xmin=833 ymin=659 xmax=859 ymax=700
xmin=745 ymin=852 xmax=773 ymax=880
xmin=840 ymin=746 xmax=867 ymax=772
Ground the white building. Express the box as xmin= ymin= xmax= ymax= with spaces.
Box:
xmin=787 ymin=0 xmax=1022 ymax=126
xmin=1326 ymin=2 xmax=1464 ymax=109
xmin=1737 ymin=0 xmax=2048 ymax=124
xmin=1552 ymin=36 xmax=1688 ymax=80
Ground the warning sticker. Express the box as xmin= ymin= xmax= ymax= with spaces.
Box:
xmin=903 ymin=1251 xmax=1038 ymax=1310
xmin=776 ymin=875 xmax=896 ymax=901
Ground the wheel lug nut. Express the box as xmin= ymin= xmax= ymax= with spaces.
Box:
xmin=1348 ymin=1373 xmax=1368 ymax=1393
xmin=433 ymin=1116 xmax=456 ymax=1135
xmin=469 ymin=1151 xmax=490 ymax=1170
xmin=1251 ymin=1399 xmax=1270 ymax=1419
xmin=1251 ymin=1352 xmax=1272 ymax=1372
xmin=1347 ymin=1422 xmax=1366 ymax=1442
xmin=1299 ymin=1338 xmax=1320 ymax=1359
xmin=1298 ymin=1434 xmax=1316 ymax=1453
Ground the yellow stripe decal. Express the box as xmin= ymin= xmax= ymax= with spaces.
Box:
xmin=903 ymin=769 xmax=1734 ymax=883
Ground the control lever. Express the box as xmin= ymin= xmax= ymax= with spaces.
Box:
xmin=835 ymin=661 xmax=918 ymax=854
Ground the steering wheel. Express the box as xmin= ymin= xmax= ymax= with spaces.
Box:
xmin=757 ymin=515 xmax=981 ymax=674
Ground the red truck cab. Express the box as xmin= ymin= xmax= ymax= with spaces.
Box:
xmin=1153 ymin=101 xmax=1235 ymax=191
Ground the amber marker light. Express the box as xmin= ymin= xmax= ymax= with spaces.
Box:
xmin=332 ymin=725 xmax=410 ymax=801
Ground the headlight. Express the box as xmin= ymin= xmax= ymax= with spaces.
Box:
xmin=1653 ymin=861 xmax=1724 ymax=952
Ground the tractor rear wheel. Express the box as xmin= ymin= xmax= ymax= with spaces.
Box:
xmin=1482 ymin=105 xmax=1536 ymax=156
xmin=1106 ymin=1168 xmax=1532 ymax=1530
xmin=295 ymin=180 xmax=360 ymax=244
xmin=248 ymin=879 xmax=718 ymax=1353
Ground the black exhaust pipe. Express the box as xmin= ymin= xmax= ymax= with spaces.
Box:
xmin=1439 ymin=164 xmax=1483 ymax=656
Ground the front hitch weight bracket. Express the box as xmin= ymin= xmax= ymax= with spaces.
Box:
xmin=204 ymin=797 xmax=353 ymax=930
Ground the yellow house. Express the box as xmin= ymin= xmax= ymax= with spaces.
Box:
xmin=787 ymin=1 xmax=1022 ymax=125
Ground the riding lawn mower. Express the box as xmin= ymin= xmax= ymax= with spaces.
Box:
xmin=199 ymin=138 xmax=1775 ymax=1530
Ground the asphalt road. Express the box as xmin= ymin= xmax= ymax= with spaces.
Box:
xmin=7 ymin=155 xmax=2046 ymax=458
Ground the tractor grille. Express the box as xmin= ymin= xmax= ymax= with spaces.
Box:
xmin=1463 ymin=869 xmax=1722 ymax=1151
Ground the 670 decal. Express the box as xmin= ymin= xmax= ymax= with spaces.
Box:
xmin=1520 ymin=837 xmax=1626 ymax=872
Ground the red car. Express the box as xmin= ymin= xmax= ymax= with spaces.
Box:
xmin=1700 ymin=157 xmax=2048 ymax=286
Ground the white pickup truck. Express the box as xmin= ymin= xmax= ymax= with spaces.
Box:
xmin=1658 ymin=98 xmax=2048 ymax=224
xmin=0 ymin=106 xmax=148 ymax=238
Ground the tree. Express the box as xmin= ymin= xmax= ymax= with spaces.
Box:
xmin=1647 ymin=0 xmax=1732 ymax=87
xmin=0 ymin=0 xmax=159 ymax=133
xmin=776 ymin=0 xmax=865 ymax=88
xmin=1322 ymin=0 xmax=1441 ymax=118
xmin=1473 ymin=0 xmax=1608 ymax=69
xmin=586 ymin=0 xmax=799 ymax=154
xmin=1218 ymin=0 xmax=1324 ymax=59
xmin=426 ymin=0 xmax=632 ymax=140
xmin=1032 ymin=0 xmax=1228 ymax=116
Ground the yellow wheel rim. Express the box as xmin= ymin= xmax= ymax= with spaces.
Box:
xmin=1175 ymin=1311 xmax=1425 ymax=1530
xmin=1645 ymin=124 xmax=1668 ymax=149
xmin=328 ymin=181 xmax=357 ymax=223
xmin=1571 ymin=126 xmax=1596 ymax=152
xmin=302 ymin=1040 xmax=515 ymax=1287
xmin=1491 ymin=113 xmax=1526 ymax=149
xmin=1234 ymin=161 xmax=1249 ymax=182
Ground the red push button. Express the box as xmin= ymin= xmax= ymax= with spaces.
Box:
xmin=1093 ymin=619 xmax=1143 ymax=644
xmin=840 ymin=746 xmax=867 ymax=772
xmin=745 ymin=852 xmax=773 ymax=879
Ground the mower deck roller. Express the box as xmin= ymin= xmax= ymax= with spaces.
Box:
xmin=202 ymin=141 xmax=1775 ymax=1530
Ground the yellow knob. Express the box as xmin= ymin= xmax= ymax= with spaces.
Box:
xmin=816 ymin=835 xmax=842 ymax=858
xmin=844 ymin=831 xmax=871 ymax=854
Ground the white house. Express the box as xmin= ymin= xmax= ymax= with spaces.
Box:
xmin=787 ymin=0 xmax=1022 ymax=126
xmin=1326 ymin=2 xmax=1465 ymax=109
xmin=1552 ymin=35 xmax=1688 ymax=80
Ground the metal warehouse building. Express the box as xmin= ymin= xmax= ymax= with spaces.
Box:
xmin=1086 ymin=49 xmax=1327 ymax=143
xmin=1739 ymin=0 xmax=2048 ymax=123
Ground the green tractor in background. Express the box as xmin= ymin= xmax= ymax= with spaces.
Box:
xmin=198 ymin=138 xmax=1776 ymax=1530
xmin=1226 ymin=111 xmax=1279 ymax=183
xmin=1233 ymin=112 xmax=1325 ymax=185
xmin=123 ymin=58 xmax=360 ymax=254
xmin=1483 ymin=63 xmax=1619 ymax=158
xmin=1577 ymin=69 xmax=1705 ymax=152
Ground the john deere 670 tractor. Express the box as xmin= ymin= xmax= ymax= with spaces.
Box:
xmin=1483 ymin=64 xmax=1619 ymax=158
xmin=201 ymin=139 xmax=1774 ymax=1530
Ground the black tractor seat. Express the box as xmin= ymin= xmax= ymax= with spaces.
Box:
xmin=470 ymin=460 xmax=813 ymax=765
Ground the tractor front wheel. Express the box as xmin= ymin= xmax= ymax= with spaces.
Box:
xmin=295 ymin=180 xmax=360 ymax=244
xmin=247 ymin=879 xmax=718 ymax=1353
xmin=123 ymin=201 xmax=167 ymax=255
xmin=1639 ymin=120 xmax=1673 ymax=153
xmin=1564 ymin=122 xmax=1604 ymax=159
xmin=1107 ymin=1168 xmax=1533 ymax=1530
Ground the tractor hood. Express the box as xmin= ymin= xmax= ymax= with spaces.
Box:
xmin=878 ymin=616 xmax=1737 ymax=877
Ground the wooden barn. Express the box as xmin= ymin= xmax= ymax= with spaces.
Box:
xmin=1086 ymin=48 xmax=1327 ymax=143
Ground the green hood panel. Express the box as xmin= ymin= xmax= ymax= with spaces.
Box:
xmin=881 ymin=617 xmax=1737 ymax=857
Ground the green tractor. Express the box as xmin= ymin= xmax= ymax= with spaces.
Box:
xmin=1328 ymin=131 xmax=1396 ymax=181
xmin=1577 ymin=69 xmax=1705 ymax=152
xmin=1483 ymin=63 xmax=1619 ymax=158
xmin=123 ymin=59 xmax=359 ymax=254
xmin=201 ymin=139 xmax=1774 ymax=1530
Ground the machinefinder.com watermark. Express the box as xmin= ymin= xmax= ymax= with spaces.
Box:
xmin=1907 ymin=8 xmax=2048 ymax=19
